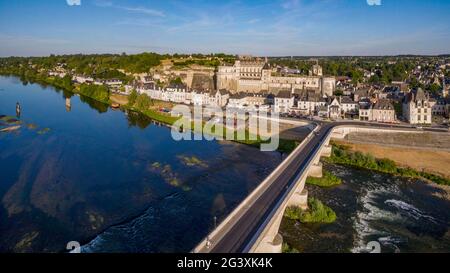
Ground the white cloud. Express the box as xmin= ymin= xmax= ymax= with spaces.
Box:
xmin=66 ymin=0 xmax=81 ymax=6
xmin=94 ymin=1 xmax=165 ymax=17
xmin=367 ymin=0 xmax=382 ymax=6
xmin=120 ymin=6 xmax=165 ymax=17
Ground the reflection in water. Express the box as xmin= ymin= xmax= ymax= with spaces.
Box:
xmin=79 ymin=95 xmax=108 ymax=113
xmin=65 ymin=98 xmax=71 ymax=112
xmin=281 ymin=163 xmax=450 ymax=253
xmin=0 ymin=76 xmax=282 ymax=253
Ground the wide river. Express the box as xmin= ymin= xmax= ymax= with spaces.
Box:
xmin=2 ymin=76 xmax=449 ymax=253
xmin=0 ymin=76 xmax=283 ymax=252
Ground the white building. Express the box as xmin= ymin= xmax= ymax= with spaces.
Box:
xmin=402 ymin=88 xmax=432 ymax=124
xmin=73 ymin=75 xmax=93 ymax=84
xmin=274 ymin=91 xmax=295 ymax=113
xmin=328 ymin=97 xmax=341 ymax=119
xmin=340 ymin=96 xmax=359 ymax=114
xmin=104 ymin=79 xmax=123 ymax=86
xmin=297 ymin=94 xmax=327 ymax=116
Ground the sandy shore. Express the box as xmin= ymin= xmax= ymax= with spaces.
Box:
xmin=334 ymin=140 xmax=450 ymax=179
xmin=334 ymin=140 xmax=450 ymax=200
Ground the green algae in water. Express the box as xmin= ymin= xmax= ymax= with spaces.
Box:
xmin=177 ymin=155 xmax=208 ymax=168
xmin=37 ymin=128 xmax=51 ymax=135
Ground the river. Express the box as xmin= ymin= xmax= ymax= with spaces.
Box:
xmin=281 ymin=163 xmax=450 ymax=253
xmin=0 ymin=76 xmax=283 ymax=252
xmin=2 ymin=76 xmax=449 ymax=253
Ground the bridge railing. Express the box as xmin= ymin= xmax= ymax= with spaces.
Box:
xmin=245 ymin=125 xmax=334 ymax=252
xmin=192 ymin=122 xmax=320 ymax=253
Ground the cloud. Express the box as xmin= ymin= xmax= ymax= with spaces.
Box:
xmin=94 ymin=1 xmax=164 ymax=17
xmin=120 ymin=6 xmax=165 ymax=17
xmin=367 ymin=0 xmax=381 ymax=6
xmin=66 ymin=0 xmax=81 ymax=6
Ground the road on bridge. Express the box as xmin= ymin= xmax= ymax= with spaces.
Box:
xmin=195 ymin=121 xmax=440 ymax=253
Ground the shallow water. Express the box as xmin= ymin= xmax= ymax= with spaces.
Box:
xmin=281 ymin=163 xmax=450 ymax=253
xmin=0 ymin=76 xmax=282 ymax=252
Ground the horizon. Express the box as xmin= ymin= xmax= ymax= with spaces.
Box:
xmin=1 ymin=0 xmax=449 ymax=57
xmin=1 ymin=52 xmax=450 ymax=58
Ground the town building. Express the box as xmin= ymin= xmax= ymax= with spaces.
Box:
xmin=274 ymin=90 xmax=295 ymax=113
xmin=297 ymin=92 xmax=327 ymax=116
xmin=359 ymin=99 xmax=396 ymax=123
xmin=340 ymin=96 xmax=359 ymax=115
xmin=217 ymin=58 xmax=335 ymax=96
xmin=402 ymin=88 xmax=432 ymax=124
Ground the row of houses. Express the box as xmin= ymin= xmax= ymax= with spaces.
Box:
xmin=56 ymin=71 xmax=449 ymax=125
xmin=138 ymin=87 xmax=230 ymax=108
xmin=72 ymin=75 xmax=124 ymax=87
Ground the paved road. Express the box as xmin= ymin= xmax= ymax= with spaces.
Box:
xmin=196 ymin=121 xmax=440 ymax=253
xmin=200 ymin=123 xmax=334 ymax=253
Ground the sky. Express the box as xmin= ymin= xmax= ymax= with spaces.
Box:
xmin=0 ymin=0 xmax=449 ymax=57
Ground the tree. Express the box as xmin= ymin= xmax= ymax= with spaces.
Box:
xmin=128 ymin=89 xmax=138 ymax=106
xmin=428 ymin=83 xmax=441 ymax=95
xmin=135 ymin=93 xmax=151 ymax=110
xmin=170 ymin=77 xmax=183 ymax=85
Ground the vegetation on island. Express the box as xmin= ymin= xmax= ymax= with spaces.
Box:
xmin=306 ymin=170 xmax=342 ymax=187
xmin=284 ymin=198 xmax=337 ymax=224
xmin=282 ymin=242 xmax=300 ymax=253
xmin=325 ymin=143 xmax=450 ymax=186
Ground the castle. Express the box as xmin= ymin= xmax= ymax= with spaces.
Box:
xmin=217 ymin=58 xmax=335 ymax=97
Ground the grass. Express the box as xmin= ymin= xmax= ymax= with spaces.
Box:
xmin=325 ymin=142 xmax=450 ymax=186
xmin=306 ymin=170 xmax=342 ymax=187
xmin=5 ymin=73 xmax=300 ymax=153
xmin=284 ymin=198 xmax=337 ymax=224
xmin=282 ymin=242 xmax=300 ymax=253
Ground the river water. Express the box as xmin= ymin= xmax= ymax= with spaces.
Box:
xmin=0 ymin=76 xmax=283 ymax=252
xmin=2 ymin=76 xmax=449 ymax=253
xmin=281 ymin=163 xmax=450 ymax=253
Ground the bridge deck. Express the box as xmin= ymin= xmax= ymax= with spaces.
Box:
xmin=194 ymin=122 xmax=445 ymax=253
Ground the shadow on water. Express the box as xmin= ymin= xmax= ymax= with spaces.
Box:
xmin=0 ymin=76 xmax=282 ymax=253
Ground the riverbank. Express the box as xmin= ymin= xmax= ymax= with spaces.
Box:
xmin=333 ymin=140 xmax=450 ymax=179
xmin=0 ymin=76 xmax=285 ymax=253
xmin=0 ymin=73 xmax=299 ymax=153
xmin=280 ymin=162 xmax=450 ymax=253
xmin=325 ymin=142 xmax=450 ymax=186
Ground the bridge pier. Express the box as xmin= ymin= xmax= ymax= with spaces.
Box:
xmin=252 ymin=213 xmax=284 ymax=253
xmin=287 ymin=188 xmax=308 ymax=210
xmin=322 ymin=145 xmax=332 ymax=157
xmin=253 ymin=233 xmax=283 ymax=253
xmin=308 ymin=162 xmax=323 ymax=178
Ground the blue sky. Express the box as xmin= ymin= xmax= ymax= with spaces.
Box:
xmin=0 ymin=0 xmax=449 ymax=56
